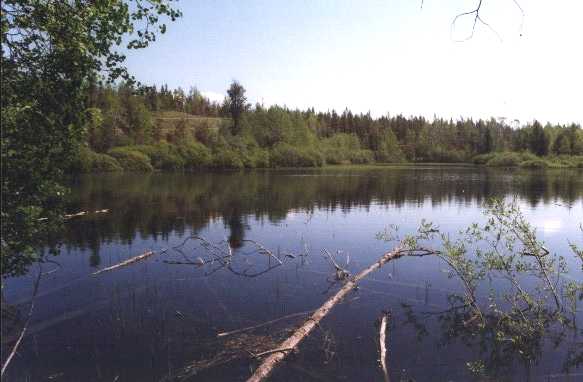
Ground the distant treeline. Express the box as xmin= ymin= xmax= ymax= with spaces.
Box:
xmin=75 ymin=81 xmax=583 ymax=172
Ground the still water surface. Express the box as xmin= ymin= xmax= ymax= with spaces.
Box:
xmin=3 ymin=166 xmax=583 ymax=381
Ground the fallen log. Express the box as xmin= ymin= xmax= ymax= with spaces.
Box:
xmin=247 ymin=245 xmax=437 ymax=382
xmin=92 ymin=249 xmax=161 ymax=275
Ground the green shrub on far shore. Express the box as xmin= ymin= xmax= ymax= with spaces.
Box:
xmin=177 ymin=142 xmax=212 ymax=169
xmin=349 ymin=149 xmax=374 ymax=164
xmin=472 ymin=153 xmax=496 ymax=165
xmin=546 ymin=155 xmax=583 ymax=168
xmin=108 ymin=147 xmax=153 ymax=172
xmin=321 ymin=133 xmax=374 ymax=165
xmin=211 ymin=147 xmax=244 ymax=169
xmin=485 ymin=152 xmax=523 ymax=167
xmin=72 ymin=147 xmax=122 ymax=173
xmin=520 ymin=159 xmax=549 ymax=169
xmin=270 ymin=144 xmax=324 ymax=167
xmin=482 ymin=152 xmax=537 ymax=167
xmin=132 ymin=143 xmax=184 ymax=171
xmin=478 ymin=152 xmax=583 ymax=169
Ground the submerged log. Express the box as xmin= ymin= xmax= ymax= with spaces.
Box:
xmin=247 ymin=245 xmax=436 ymax=382
xmin=379 ymin=312 xmax=390 ymax=382
xmin=92 ymin=250 xmax=159 ymax=275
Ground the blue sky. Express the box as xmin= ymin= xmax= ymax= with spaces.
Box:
xmin=124 ymin=0 xmax=583 ymax=124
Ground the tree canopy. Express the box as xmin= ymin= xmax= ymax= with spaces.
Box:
xmin=1 ymin=0 xmax=181 ymax=277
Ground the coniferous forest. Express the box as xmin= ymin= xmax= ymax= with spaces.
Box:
xmin=77 ymin=81 xmax=583 ymax=172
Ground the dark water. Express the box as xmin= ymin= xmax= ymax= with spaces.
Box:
xmin=3 ymin=166 xmax=583 ymax=381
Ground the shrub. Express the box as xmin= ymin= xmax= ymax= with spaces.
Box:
xmin=91 ymin=152 xmax=123 ymax=172
xmin=349 ymin=149 xmax=374 ymax=164
xmin=376 ymin=130 xmax=404 ymax=163
xmin=239 ymin=147 xmax=270 ymax=168
xmin=473 ymin=153 xmax=496 ymax=165
xmin=211 ymin=148 xmax=244 ymax=169
xmin=486 ymin=152 xmax=522 ymax=167
xmin=321 ymin=134 xmax=373 ymax=164
xmin=322 ymin=147 xmax=346 ymax=165
xmin=425 ymin=147 xmax=466 ymax=163
xmin=520 ymin=159 xmax=549 ymax=169
xmin=251 ymin=148 xmax=270 ymax=168
xmin=519 ymin=152 xmax=538 ymax=162
xmin=270 ymin=144 xmax=323 ymax=167
xmin=72 ymin=147 xmax=122 ymax=173
xmin=132 ymin=143 xmax=184 ymax=171
xmin=177 ymin=142 xmax=212 ymax=169
xmin=107 ymin=147 xmax=153 ymax=172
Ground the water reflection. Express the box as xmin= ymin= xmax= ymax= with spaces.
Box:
xmin=64 ymin=167 xmax=583 ymax=259
xmin=3 ymin=167 xmax=582 ymax=381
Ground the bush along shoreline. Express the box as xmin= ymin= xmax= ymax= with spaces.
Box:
xmin=72 ymin=142 xmax=583 ymax=173
xmin=473 ymin=152 xmax=583 ymax=169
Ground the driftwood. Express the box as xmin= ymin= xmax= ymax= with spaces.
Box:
xmin=379 ymin=312 xmax=390 ymax=382
xmin=38 ymin=209 xmax=110 ymax=222
xmin=92 ymin=250 xmax=161 ymax=275
xmin=65 ymin=209 xmax=109 ymax=219
xmin=247 ymin=245 xmax=437 ymax=382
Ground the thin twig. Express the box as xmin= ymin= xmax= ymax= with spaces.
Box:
xmin=217 ymin=310 xmax=315 ymax=338
xmin=247 ymin=348 xmax=295 ymax=359
xmin=242 ymin=240 xmax=283 ymax=265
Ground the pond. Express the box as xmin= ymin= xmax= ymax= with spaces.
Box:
xmin=3 ymin=166 xmax=583 ymax=381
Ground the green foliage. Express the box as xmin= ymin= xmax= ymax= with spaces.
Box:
xmin=72 ymin=147 xmax=123 ymax=173
xmin=529 ymin=121 xmax=549 ymax=156
xmin=211 ymin=147 xmax=245 ymax=169
xmin=270 ymin=144 xmax=324 ymax=167
xmin=520 ymin=159 xmax=549 ymax=169
xmin=482 ymin=152 xmax=583 ymax=169
xmin=425 ymin=147 xmax=467 ymax=163
xmin=108 ymin=147 xmax=154 ymax=172
xmin=132 ymin=143 xmax=184 ymax=170
xmin=376 ymin=130 xmax=405 ymax=163
xmin=484 ymin=152 xmax=537 ymax=167
xmin=1 ymin=0 xmax=180 ymax=276
xmin=226 ymin=81 xmax=248 ymax=135
xmin=485 ymin=152 xmax=523 ymax=167
xmin=348 ymin=149 xmax=374 ymax=164
xmin=321 ymin=133 xmax=372 ymax=164
xmin=472 ymin=153 xmax=496 ymax=165
xmin=176 ymin=142 xmax=212 ymax=169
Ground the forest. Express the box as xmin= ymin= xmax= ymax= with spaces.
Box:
xmin=76 ymin=81 xmax=583 ymax=172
